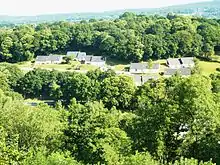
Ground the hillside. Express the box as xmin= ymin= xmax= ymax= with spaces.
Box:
xmin=0 ymin=0 xmax=220 ymax=25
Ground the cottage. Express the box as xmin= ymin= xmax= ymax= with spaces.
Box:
xmin=164 ymin=68 xmax=191 ymax=77
xmin=83 ymin=55 xmax=93 ymax=64
xmin=76 ymin=52 xmax=87 ymax=61
xmin=35 ymin=55 xmax=63 ymax=64
xmin=130 ymin=63 xmax=160 ymax=74
xmin=180 ymin=57 xmax=195 ymax=68
xmin=49 ymin=55 xmax=64 ymax=64
xmin=90 ymin=56 xmax=106 ymax=67
xmin=35 ymin=56 xmax=51 ymax=64
xmin=167 ymin=58 xmax=182 ymax=69
xmin=130 ymin=63 xmax=148 ymax=74
xmin=132 ymin=75 xmax=159 ymax=86
xmin=66 ymin=51 xmax=79 ymax=57
xmin=148 ymin=63 xmax=160 ymax=73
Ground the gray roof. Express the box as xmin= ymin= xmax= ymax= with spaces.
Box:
xmin=77 ymin=52 xmax=86 ymax=57
xmin=76 ymin=52 xmax=87 ymax=60
xmin=36 ymin=55 xmax=63 ymax=62
xmin=91 ymin=56 xmax=105 ymax=62
xmin=130 ymin=63 xmax=147 ymax=70
xmin=49 ymin=55 xmax=63 ymax=62
xmin=130 ymin=63 xmax=160 ymax=70
xmin=164 ymin=68 xmax=191 ymax=76
xmin=85 ymin=56 xmax=93 ymax=62
xmin=36 ymin=56 xmax=49 ymax=62
xmin=133 ymin=75 xmax=159 ymax=85
xmin=67 ymin=51 xmax=79 ymax=56
xmin=180 ymin=57 xmax=194 ymax=65
xmin=167 ymin=58 xmax=181 ymax=66
xmin=151 ymin=63 xmax=160 ymax=69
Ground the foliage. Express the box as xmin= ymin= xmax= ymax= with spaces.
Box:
xmin=0 ymin=14 xmax=220 ymax=62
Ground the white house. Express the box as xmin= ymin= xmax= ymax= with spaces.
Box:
xmin=167 ymin=58 xmax=182 ymax=69
xmin=180 ymin=57 xmax=195 ymax=68
xmin=76 ymin=52 xmax=87 ymax=61
xmin=49 ymin=55 xmax=64 ymax=64
xmin=130 ymin=63 xmax=148 ymax=74
xmin=89 ymin=56 xmax=106 ymax=67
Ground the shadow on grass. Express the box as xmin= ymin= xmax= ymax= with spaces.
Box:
xmin=106 ymin=58 xmax=130 ymax=66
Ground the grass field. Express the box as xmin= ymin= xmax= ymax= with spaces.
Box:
xmin=16 ymin=58 xmax=220 ymax=75
xmin=17 ymin=61 xmax=99 ymax=72
xmin=199 ymin=61 xmax=220 ymax=75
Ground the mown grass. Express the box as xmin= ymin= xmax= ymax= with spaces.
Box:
xmin=199 ymin=61 xmax=220 ymax=75
xmin=16 ymin=58 xmax=220 ymax=75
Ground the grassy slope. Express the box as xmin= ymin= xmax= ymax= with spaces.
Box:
xmin=16 ymin=58 xmax=220 ymax=75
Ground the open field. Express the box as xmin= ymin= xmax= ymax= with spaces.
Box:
xmin=16 ymin=58 xmax=220 ymax=76
xmin=199 ymin=61 xmax=220 ymax=75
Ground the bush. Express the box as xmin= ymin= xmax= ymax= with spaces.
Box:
xmin=216 ymin=68 xmax=220 ymax=72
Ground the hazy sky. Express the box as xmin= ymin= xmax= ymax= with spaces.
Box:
xmin=1 ymin=0 xmax=210 ymax=16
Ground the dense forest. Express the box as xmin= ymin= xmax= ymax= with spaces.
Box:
xmin=0 ymin=13 xmax=220 ymax=63
xmin=0 ymin=62 xmax=220 ymax=164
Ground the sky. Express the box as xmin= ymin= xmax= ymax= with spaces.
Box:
xmin=0 ymin=0 xmax=210 ymax=16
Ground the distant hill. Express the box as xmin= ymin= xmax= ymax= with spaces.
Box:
xmin=0 ymin=0 xmax=220 ymax=25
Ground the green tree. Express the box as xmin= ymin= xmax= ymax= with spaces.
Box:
xmin=100 ymin=75 xmax=136 ymax=110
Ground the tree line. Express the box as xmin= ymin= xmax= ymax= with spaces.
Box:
xmin=0 ymin=13 xmax=220 ymax=63
xmin=0 ymin=63 xmax=220 ymax=164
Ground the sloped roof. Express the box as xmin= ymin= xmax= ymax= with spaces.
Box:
xmin=77 ymin=52 xmax=87 ymax=58
xmin=131 ymin=63 xmax=160 ymax=70
xmin=151 ymin=63 xmax=160 ymax=69
xmin=130 ymin=63 xmax=147 ymax=70
xmin=85 ymin=56 xmax=93 ymax=62
xmin=91 ymin=56 xmax=105 ymax=62
xmin=132 ymin=75 xmax=159 ymax=85
xmin=164 ymin=68 xmax=191 ymax=76
xmin=67 ymin=51 xmax=79 ymax=56
xmin=36 ymin=55 xmax=63 ymax=62
xmin=180 ymin=57 xmax=194 ymax=65
xmin=36 ymin=56 xmax=49 ymax=62
xmin=167 ymin=58 xmax=181 ymax=66
xmin=49 ymin=55 xmax=63 ymax=62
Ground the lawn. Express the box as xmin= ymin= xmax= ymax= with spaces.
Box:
xmin=79 ymin=64 xmax=99 ymax=71
xmin=16 ymin=58 xmax=220 ymax=75
xmin=199 ymin=61 xmax=220 ymax=75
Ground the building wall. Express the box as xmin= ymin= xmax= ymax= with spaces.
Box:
xmin=51 ymin=60 xmax=62 ymax=64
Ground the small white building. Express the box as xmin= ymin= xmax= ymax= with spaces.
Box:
xmin=130 ymin=63 xmax=148 ymax=74
xmin=167 ymin=58 xmax=182 ymax=69
xmin=180 ymin=57 xmax=195 ymax=68
xmin=90 ymin=56 xmax=106 ymax=67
